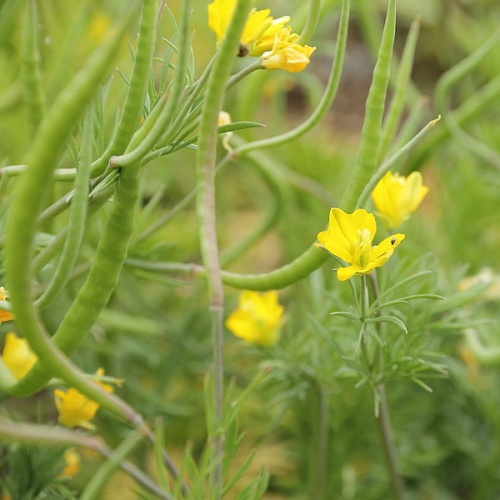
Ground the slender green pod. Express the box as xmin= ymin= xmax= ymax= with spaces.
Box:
xmin=435 ymin=29 xmax=500 ymax=170
xmin=125 ymin=246 xmax=328 ymax=291
xmin=341 ymin=0 xmax=396 ymax=211
xmin=233 ymin=0 xmax=350 ymax=158
xmin=91 ymin=0 xmax=159 ymax=177
xmin=5 ymin=7 xmax=139 ymax=399
xmin=298 ymin=0 xmax=322 ymax=45
xmin=10 ymin=164 xmax=141 ymax=399
xmin=195 ymin=0 xmax=251 ymax=495
xmin=111 ymin=1 xmax=191 ymax=168
xmin=21 ymin=0 xmax=45 ymax=137
xmin=220 ymin=145 xmax=288 ymax=267
xmin=35 ymin=108 xmax=93 ymax=309
xmin=356 ymin=116 xmax=441 ymax=208
xmin=410 ymin=74 xmax=500 ymax=169
xmin=378 ymin=17 xmax=420 ymax=161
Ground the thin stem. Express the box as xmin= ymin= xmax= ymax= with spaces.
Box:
xmin=0 ymin=416 xmax=172 ymax=500
xmin=231 ymin=0 xmax=350 ymax=159
xmin=376 ymin=384 xmax=405 ymax=500
xmin=356 ymin=116 xmax=441 ymax=208
xmin=361 ymin=273 xmax=404 ymax=499
xmin=298 ymin=0 xmax=322 ymax=45
xmin=312 ymin=383 xmax=329 ymax=500
xmin=111 ymin=1 xmax=191 ymax=168
xmin=195 ymin=0 xmax=251 ymax=497
xmin=80 ymin=431 xmax=145 ymax=500
xmin=435 ymin=29 xmax=500 ymax=170
xmin=341 ymin=0 xmax=396 ymax=211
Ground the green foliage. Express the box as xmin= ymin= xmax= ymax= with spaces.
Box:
xmin=0 ymin=444 xmax=76 ymax=500
xmin=0 ymin=0 xmax=499 ymax=498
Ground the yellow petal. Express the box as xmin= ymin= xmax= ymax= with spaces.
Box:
xmin=317 ymin=208 xmax=375 ymax=264
xmin=371 ymin=171 xmax=428 ymax=229
xmin=2 ymin=333 xmax=37 ymax=380
xmin=226 ymin=291 xmax=284 ymax=347
xmin=370 ymin=233 xmax=405 ymax=269
xmin=207 ymin=0 xmax=236 ymax=41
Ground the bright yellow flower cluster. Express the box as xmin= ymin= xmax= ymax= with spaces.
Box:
xmin=207 ymin=0 xmax=315 ymax=72
xmin=317 ymin=208 xmax=405 ymax=281
xmin=226 ymin=291 xmax=284 ymax=347
xmin=54 ymin=368 xmax=114 ymax=430
xmin=371 ymin=171 xmax=428 ymax=229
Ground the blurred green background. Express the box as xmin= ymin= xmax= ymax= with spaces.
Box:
xmin=1 ymin=0 xmax=500 ymax=498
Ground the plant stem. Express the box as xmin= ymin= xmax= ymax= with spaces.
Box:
xmin=313 ymin=383 xmax=329 ymax=499
xmin=195 ymin=0 xmax=251 ymax=497
xmin=376 ymin=383 xmax=404 ymax=500
xmin=361 ymin=273 xmax=404 ymax=499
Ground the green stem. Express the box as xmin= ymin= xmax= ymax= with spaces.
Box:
xmin=91 ymin=0 xmax=159 ymax=176
xmin=312 ymin=384 xmax=329 ymax=500
xmin=411 ymin=74 xmax=500 ymax=169
xmin=0 ymin=416 xmax=171 ymax=499
xmin=435 ymin=29 xmax=500 ymax=170
xmin=356 ymin=116 xmax=441 ymax=208
xmin=125 ymin=245 xmax=328 ymax=291
xmin=195 ymin=1 xmax=252 ymax=497
xmin=111 ymin=1 xmax=191 ymax=168
xmin=4 ymin=6 xmax=138 ymax=406
xmin=361 ymin=274 xmax=404 ymax=499
xmin=378 ymin=17 xmax=420 ymax=161
xmin=376 ymin=383 xmax=405 ymax=500
xmin=232 ymin=0 xmax=350 ymax=158
xmin=341 ymin=0 xmax=396 ymax=211
xmin=21 ymin=0 xmax=45 ymax=137
xmin=220 ymin=143 xmax=287 ymax=267
xmin=298 ymin=0 xmax=322 ymax=45
xmin=80 ymin=431 xmax=145 ymax=500
xmin=35 ymin=107 xmax=93 ymax=309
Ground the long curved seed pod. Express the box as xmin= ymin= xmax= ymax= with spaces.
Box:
xmin=341 ymin=0 xmax=396 ymax=211
xmin=4 ymin=7 xmax=138 ymax=403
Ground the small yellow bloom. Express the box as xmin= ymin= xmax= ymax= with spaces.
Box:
xmin=54 ymin=369 xmax=114 ymax=430
xmin=371 ymin=171 xmax=428 ymax=229
xmin=2 ymin=333 xmax=37 ymax=380
xmin=317 ymin=208 xmax=405 ymax=281
xmin=261 ymin=28 xmax=316 ymax=73
xmin=207 ymin=0 xmax=294 ymax=58
xmin=226 ymin=291 xmax=284 ymax=347
xmin=59 ymin=448 xmax=80 ymax=478
xmin=0 ymin=287 xmax=15 ymax=323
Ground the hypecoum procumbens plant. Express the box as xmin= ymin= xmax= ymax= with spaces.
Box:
xmin=0 ymin=0 xmax=498 ymax=498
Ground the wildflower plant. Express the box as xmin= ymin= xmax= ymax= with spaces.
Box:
xmin=0 ymin=0 xmax=499 ymax=498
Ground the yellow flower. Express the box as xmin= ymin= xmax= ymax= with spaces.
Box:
xmin=371 ymin=171 xmax=428 ymax=229
xmin=0 ymin=287 xmax=15 ymax=323
xmin=54 ymin=369 xmax=114 ymax=430
xmin=2 ymin=333 xmax=37 ymax=380
xmin=208 ymin=0 xmax=269 ymax=48
xmin=59 ymin=448 xmax=80 ymax=478
xmin=261 ymin=28 xmax=316 ymax=73
xmin=250 ymin=16 xmax=291 ymax=56
xmin=207 ymin=0 xmax=292 ymax=57
xmin=317 ymin=208 xmax=405 ymax=281
xmin=226 ymin=291 xmax=284 ymax=347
